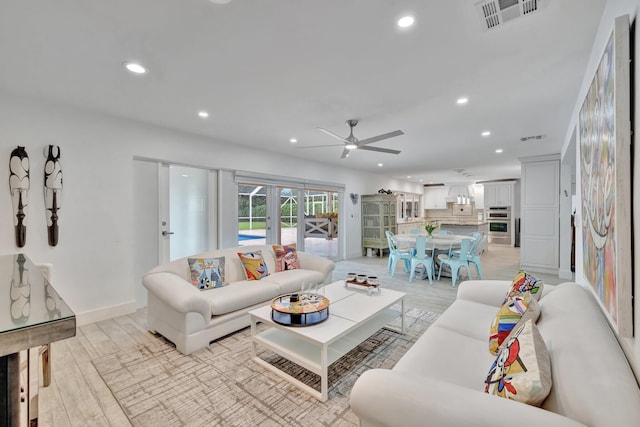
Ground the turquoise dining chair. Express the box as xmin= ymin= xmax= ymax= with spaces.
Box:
xmin=409 ymin=236 xmax=435 ymax=284
xmin=452 ymin=234 xmax=479 ymax=259
xmin=437 ymin=229 xmax=453 ymax=235
xmin=437 ymin=238 xmax=472 ymax=287
xmin=409 ymin=229 xmax=420 ymax=235
xmin=385 ymin=231 xmax=412 ymax=277
xmin=468 ymin=235 xmax=487 ymax=279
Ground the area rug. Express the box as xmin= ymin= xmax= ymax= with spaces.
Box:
xmin=93 ymin=307 xmax=438 ymax=426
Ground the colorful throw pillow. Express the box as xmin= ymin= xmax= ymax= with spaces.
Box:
xmin=489 ymin=294 xmax=540 ymax=355
xmin=237 ymin=250 xmax=269 ymax=280
xmin=188 ymin=257 xmax=225 ymax=290
xmin=273 ymin=244 xmax=301 ymax=272
xmin=503 ymin=270 xmax=544 ymax=303
xmin=484 ymin=320 xmax=551 ymax=406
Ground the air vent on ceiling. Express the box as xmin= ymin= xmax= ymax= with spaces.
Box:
xmin=476 ymin=0 xmax=541 ymax=31
xmin=520 ymin=134 xmax=546 ymax=142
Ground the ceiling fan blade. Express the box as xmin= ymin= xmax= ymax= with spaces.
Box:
xmin=340 ymin=148 xmax=351 ymax=159
xmin=358 ymin=146 xmax=401 ymax=155
xmin=358 ymin=130 xmax=404 ymax=146
xmin=296 ymin=144 xmax=345 ymax=149
xmin=317 ymin=127 xmax=349 ymax=143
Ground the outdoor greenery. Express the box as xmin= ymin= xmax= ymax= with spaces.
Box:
xmin=238 ymin=185 xmax=337 ymax=231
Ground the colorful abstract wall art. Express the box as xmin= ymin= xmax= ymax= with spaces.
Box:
xmin=578 ymin=15 xmax=632 ymax=337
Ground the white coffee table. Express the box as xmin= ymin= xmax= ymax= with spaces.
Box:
xmin=249 ymin=281 xmax=405 ymax=401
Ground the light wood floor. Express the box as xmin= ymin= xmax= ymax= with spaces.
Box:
xmin=37 ymin=244 xmax=567 ymax=426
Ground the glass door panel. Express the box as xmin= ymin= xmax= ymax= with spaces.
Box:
xmin=278 ymin=187 xmax=298 ymax=246
xmin=303 ymin=189 xmax=339 ymax=258
xmin=238 ymin=184 xmax=268 ymax=246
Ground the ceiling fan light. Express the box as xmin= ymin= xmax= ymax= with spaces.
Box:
xmin=345 ymin=143 xmax=357 ymax=150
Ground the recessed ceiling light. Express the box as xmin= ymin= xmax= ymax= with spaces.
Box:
xmin=198 ymin=111 xmax=209 ymax=118
xmin=378 ymin=163 xmax=383 ymax=167
xmin=495 ymin=148 xmax=503 ymax=153
xmin=481 ymin=131 xmax=491 ymax=137
xmin=406 ymin=176 xmax=412 ymax=179
xmin=419 ymin=179 xmax=424 ymax=182
xmin=397 ymin=16 xmax=415 ymax=28
xmin=181 ymin=174 xmax=189 ymax=178
xmin=289 ymin=138 xmax=297 ymax=143
xmin=124 ymin=62 xmax=147 ymax=74
xmin=456 ymin=97 xmax=468 ymax=105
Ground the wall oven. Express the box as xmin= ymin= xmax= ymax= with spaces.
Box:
xmin=487 ymin=207 xmax=511 ymax=245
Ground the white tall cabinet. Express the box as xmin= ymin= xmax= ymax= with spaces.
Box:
xmin=519 ymin=154 xmax=560 ymax=274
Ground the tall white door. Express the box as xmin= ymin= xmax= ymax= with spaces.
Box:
xmin=159 ymin=164 xmax=215 ymax=263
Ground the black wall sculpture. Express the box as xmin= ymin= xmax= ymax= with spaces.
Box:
xmin=9 ymin=146 xmax=30 ymax=247
xmin=44 ymin=145 xmax=62 ymax=246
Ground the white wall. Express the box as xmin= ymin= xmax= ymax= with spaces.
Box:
xmin=0 ymin=91 xmax=421 ymax=324
xmin=562 ymin=0 xmax=640 ymax=379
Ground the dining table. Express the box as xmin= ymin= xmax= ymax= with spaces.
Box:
xmin=392 ymin=233 xmax=475 ymax=280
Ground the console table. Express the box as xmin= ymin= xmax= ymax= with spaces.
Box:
xmin=0 ymin=254 xmax=76 ymax=426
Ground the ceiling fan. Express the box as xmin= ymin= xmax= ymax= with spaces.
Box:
xmin=298 ymin=119 xmax=404 ymax=159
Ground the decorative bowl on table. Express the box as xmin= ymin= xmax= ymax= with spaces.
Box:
xmin=270 ymin=292 xmax=330 ymax=326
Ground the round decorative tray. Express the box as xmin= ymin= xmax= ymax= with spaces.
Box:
xmin=270 ymin=293 xmax=330 ymax=327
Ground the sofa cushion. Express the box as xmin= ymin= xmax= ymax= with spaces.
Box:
xmin=273 ymin=244 xmax=301 ymax=272
xmin=484 ymin=320 xmax=551 ymax=407
xmin=489 ymin=295 xmax=540 ymax=355
xmin=237 ymin=250 xmax=269 ymax=280
xmin=430 ymin=299 xmax=499 ymax=341
xmin=394 ymin=324 xmax=495 ymax=390
xmin=188 ymin=257 xmax=226 ymax=290
xmin=262 ymin=269 xmax=325 ymax=294
xmin=503 ymin=270 xmax=543 ymax=303
xmin=202 ymin=280 xmax=280 ymax=316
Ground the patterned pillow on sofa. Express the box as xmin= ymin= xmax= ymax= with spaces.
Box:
xmin=489 ymin=294 xmax=540 ymax=355
xmin=503 ymin=270 xmax=544 ymax=303
xmin=272 ymin=244 xmax=301 ymax=272
xmin=188 ymin=257 xmax=225 ymax=290
xmin=237 ymin=250 xmax=269 ymax=280
xmin=484 ymin=320 xmax=552 ymax=406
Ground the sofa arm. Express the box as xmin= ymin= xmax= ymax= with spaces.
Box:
xmin=142 ymin=272 xmax=211 ymax=321
xmin=456 ymin=280 xmax=512 ymax=307
xmin=297 ymin=252 xmax=335 ymax=283
xmin=350 ymin=370 xmax=586 ymax=427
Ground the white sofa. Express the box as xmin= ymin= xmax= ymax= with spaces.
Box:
xmin=143 ymin=244 xmax=335 ymax=354
xmin=350 ymin=280 xmax=640 ymax=426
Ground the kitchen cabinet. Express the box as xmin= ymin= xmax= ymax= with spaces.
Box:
xmin=424 ymin=187 xmax=448 ymax=209
xmin=484 ymin=182 xmax=513 ymax=207
xmin=361 ymin=194 xmax=397 ymax=256
xmin=473 ymin=184 xmax=485 ymax=210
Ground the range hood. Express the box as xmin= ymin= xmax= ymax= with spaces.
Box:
xmin=445 ymin=183 xmax=474 ymax=203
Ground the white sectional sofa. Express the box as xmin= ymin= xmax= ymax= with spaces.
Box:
xmin=143 ymin=245 xmax=335 ymax=354
xmin=350 ymin=280 xmax=640 ymax=426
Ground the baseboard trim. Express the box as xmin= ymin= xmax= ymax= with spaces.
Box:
xmin=558 ymin=269 xmax=575 ymax=280
xmin=75 ymin=300 xmax=137 ymax=326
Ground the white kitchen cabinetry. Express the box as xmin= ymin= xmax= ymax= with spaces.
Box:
xmin=519 ymin=155 xmax=560 ymax=274
xmin=473 ymin=184 xmax=485 ymax=210
xmin=484 ymin=182 xmax=513 ymax=207
xmin=424 ymin=187 xmax=448 ymax=209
